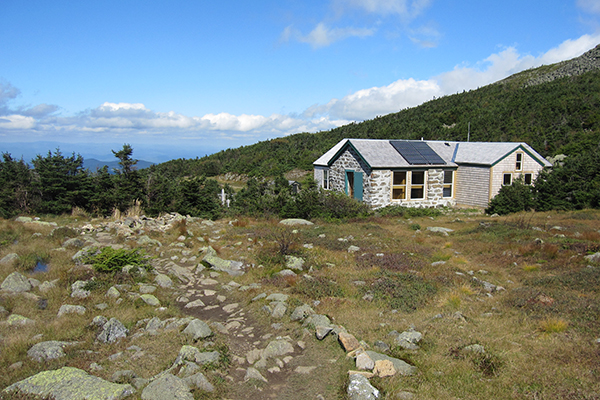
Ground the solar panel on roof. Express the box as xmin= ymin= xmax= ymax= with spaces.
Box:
xmin=389 ymin=140 xmax=446 ymax=165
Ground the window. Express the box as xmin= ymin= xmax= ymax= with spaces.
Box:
xmin=392 ymin=171 xmax=406 ymax=200
xmin=524 ymin=173 xmax=532 ymax=185
xmin=410 ymin=171 xmax=425 ymax=199
xmin=443 ymin=170 xmax=454 ymax=198
xmin=323 ymin=170 xmax=329 ymax=189
xmin=516 ymin=153 xmax=523 ymax=171
xmin=503 ymin=173 xmax=512 ymax=185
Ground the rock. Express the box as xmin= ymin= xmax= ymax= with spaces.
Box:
xmin=184 ymin=299 xmax=205 ymax=308
xmin=137 ymin=235 xmax=162 ymax=247
xmin=366 ymin=351 xmax=416 ymax=376
xmin=183 ymin=372 xmax=215 ymax=392
xmin=39 ymin=280 xmax=58 ymax=293
xmin=182 ymin=319 xmax=213 ymax=341
xmin=140 ymin=294 xmax=161 ymax=306
xmin=97 ymin=318 xmax=129 ymax=343
xmin=389 ymin=328 xmax=422 ymax=350
xmin=57 ymin=305 xmax=86 ymax=317
xmin=105 ymin=286 xmax=120 ymax=298
xmin=142 ymin=373 xmax=193 ymax=400
xmin=177 ymin=361 xmax=201 ymax=378
xmin=164 ymin=262 xmax=193 ymax=283
xmin=356 ymin=352 xmax=375 ymax=370
xmin=373 ymin=359 xmax=396 ymax=377
xmin=155 ymin=273 xmax=173 ymax=288
xmin=71 ymin=280 xmax=91 ymax=298
xmin=1 ymin=271 xmax=32 ymax=293
xmin=202 ymin=246 xmax=244 ymax=276
xmin=6 ymin=314 xmax=35 ymax=326
xmin=222 ymin=303 xmax=239 ymax=313
xmin=246 ymin=349 xmax=263 ymax=365
xmin=266 ymin=293 xmax=289 ymax=302
xmin=348 ymin=245 xmax=361 ymax=253
xmin=584 ymin=252 xmax=600 ymax=263
xmin=316 ymin=325 xmax=333 ymax=340
xmin=111 ymin=370 xmax=137 ymax=384
xmin=291 ymin=304 xmax=315 ymax=321
xmin=303 ymin=314 xmax=331 ymax=329
xmin=347 ymin=373 xmax=380 ymax=400
xmin=284 ymin=255 xmax=305 ymax=270
xmin=462 ymin=344 xmax=485 ymax=354
xmin=271 ymin=302 xmax=287 ymax=318
xmin=277 ymin=269 xmax=297 ymax=277
xmin=92 ymin=315 xmax=108 ymax=327
xmin=279 ymin=218 xmax=314 ymax=226
xmin=339 ymin=332 xmax=361 ymax=352
xmin=427 ymin=226 xmax=453 ymax=235
xmin=373 ymin=341 xmax=390 ymax=353
xmin=0 ymin=253 xmax=20 ymax=265
xmin=139 ymin=284 xmax=157 ymax=294
xmin=244 ymin=367 xmax=268 ymax=383
xmin=63 ymin=238 xmax=85 ymax=248
xmin=4 ymin=366 xmax=135 ymax=400
xmin=27 ymin=341 xmax=77 ymax=362
xmin=262 ymin=339 xmax=294 ymax=359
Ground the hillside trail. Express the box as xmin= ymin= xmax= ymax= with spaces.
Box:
xmin=164 ymin=262 xmax=346 ymax=400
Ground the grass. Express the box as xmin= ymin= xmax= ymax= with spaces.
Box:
xmin=1 ymin=209 xmax=600 ymax=399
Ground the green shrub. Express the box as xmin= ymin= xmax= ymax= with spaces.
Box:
xmin=84 ymin=247 xmax=151 ymax=273
xmin=486 ymin=178 xmax=535 ymax=215
xmin=292 ymin=276 xmax=344 ymax=299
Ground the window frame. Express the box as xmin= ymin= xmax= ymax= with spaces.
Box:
xmin=524 ymin=173 xmax=532 ymax=185
xmin=503 ymin=173 xmax=512 ymax=186
xmin=442 ymin=170 xmax=454 ymax=198
xmin=391 ymin=171 xmax=407 ymax=200
xmin=515 ymin=152 xmax=523 ymax=171
xmin=322 ymin=169 xmax=329 ymax=189
xmin=409 ymin=170 xmax=426 ymax=200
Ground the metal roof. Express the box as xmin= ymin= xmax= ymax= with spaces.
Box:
xmin=314 ymin=139 xmax=551 ymax=168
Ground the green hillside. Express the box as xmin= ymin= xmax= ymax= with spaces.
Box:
xmin=154 ymin=57 xmax=600 ymax=178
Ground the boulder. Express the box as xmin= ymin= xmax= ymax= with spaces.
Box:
xmin=389 ymin=328 xmax=422 ymax=350
xmin=284 ymin=255 xmax=305 ymax=271
xmin=141 ymin=373 xmax=192 ymax=400
xmin=339 ymin=332 xmax=361 ymax=352
xmin=97 ymin=318 xmax=129 ymax=343
xmin=155 ymin=273 xmax=173 ymax=288
xmin=182 ymin=319 xmax=213 ymax=341
xmin=201 ymin=247 xmax=244 ymax=276
xmin=6 ymin=314 xmax=35 ymax=326
xmin=183 ymin=372 xmax=215 ymax=392
xmin=57 ymin=305 xmax=86 ymax=317
xmin=4 ymin=366 xmax=135 ymax=400
xmin=584 ymin=252 xmax=600 ymax=263
xmin=0 ymin=253 xmax=20 ymax=265
xmin=356 ymin=352 xmax=375 ymax=370
xmin=347 ymin=373 xmax=380 ymax=400
xmin=27 ymin=341 xmax=77 ymax=362
xmin=279 ymin=218 xmax=314 ymax=226
xmin=290 ymin=304 xmax=315 ymax=321
xmin=426 ymin=226 xmax=453 ymax=236
xmin=140 ymin=294 xmax=161 ymax=306
xmin=244 ymin=367 xmax=268 ymax=383
xmin=365 ymin=351 xmax=416 ymax=376
xmin=71 ymin=280 xmax=91 ymax=298
xmin=1 ymin=271 xmax=32 ymax=293
xmin=262 ymin=339 xmax=294 ymax=359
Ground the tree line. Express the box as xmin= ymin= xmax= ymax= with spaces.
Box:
xmin=0 ymin=145 xmax=372 ymax=221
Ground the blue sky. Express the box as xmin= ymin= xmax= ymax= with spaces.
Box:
xmin=1 ymin=0 xmax=600 ymax=163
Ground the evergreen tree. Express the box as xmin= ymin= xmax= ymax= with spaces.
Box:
xmin=0 ymin=153 xmax=33 ymax=217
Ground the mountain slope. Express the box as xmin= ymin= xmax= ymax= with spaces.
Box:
xmin=153 ymin=44 xmax=600 ymax=178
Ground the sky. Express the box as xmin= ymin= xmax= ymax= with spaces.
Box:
xmin=2 ymin=0 xmax=600 ymax=163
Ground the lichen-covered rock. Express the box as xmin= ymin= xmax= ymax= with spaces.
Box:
xmin=284 ymin=255 xmax=305 ymax=271
xmin=279 ymin=218 xmax=314 ymax=226
xmin=3 ymin=366 xmax=135 ymax=400
xmin=141 ymin=373 xmax=192 ymax=400
xmin=105 ymin=286 xmax=120 ymax=298
xmin=140 ymin=294 xmax=161 ymax=306
xmin=97 ymin=318 xmax=129 ymax=343
xmin=0 ymin=253 xmax=20 ymax=265
xmin=71 ymin=280 xmax=91 ymax=298
xmin=339 ymin=332 xmax=361 ymax=352
xmin=1 ymin=271 xmax=31 ymax=293
xmin=365 ymin=351 xmax=417 ymax=376
xmin=183 ymin=372 xmax=215 ymax=392
xmin=154 ymin=273 xmax=173 ymax=288
xmin=201 ymin=246 xmax=244 ymax=276
xmin=262 ymin=339 xmax=294 ymax=359
xmin=6 ymin=314 xmax=35 ymax=326
xmin=290 ymin=304 xmax=315 ymax=321
xmin=347 ymin=373 xmax=379 ymax=400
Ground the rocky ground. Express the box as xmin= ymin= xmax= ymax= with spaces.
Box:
xmin=0 ymin=214 xmax=421 ymax=400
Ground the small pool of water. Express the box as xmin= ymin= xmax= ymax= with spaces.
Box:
xmin=33 ymin=261 xmax=49 ymax=273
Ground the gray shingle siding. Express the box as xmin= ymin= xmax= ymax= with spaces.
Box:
xmin=456 ymin=166 xmax=490 ymax=207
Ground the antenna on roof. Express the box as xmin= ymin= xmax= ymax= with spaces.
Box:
xmin=467 ymin=122 xmax=471 ymax=142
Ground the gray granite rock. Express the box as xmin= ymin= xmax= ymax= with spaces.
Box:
xmin=141 ymin=373 xmax=192 ymax=400
xmin=1 ymin=271 xmax=31 ymax=293
xmin=182 ymin=319 xmax=213 ymax=341
xmin=97 ymin=318 xmax=129 ymax=343
xmin=347 ymin=373 xmax=380 ymax=400
xmin=57 ymin=305 xmax=86 ymax=317
xmin=27 ymin=341 xmax=77 ymax=362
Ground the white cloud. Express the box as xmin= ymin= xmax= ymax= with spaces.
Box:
xmin=577 ymin=0 xmax=600 ymax=14
xmin=0 ymin=114 xmax=36 ymax=129
xmin=336 ymin=0 xmax=432 ymax=19
xmin=281 ymin=23 xmax=374 ymax=48
xmin=311 ymin=34 xmax=600 ymax=120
